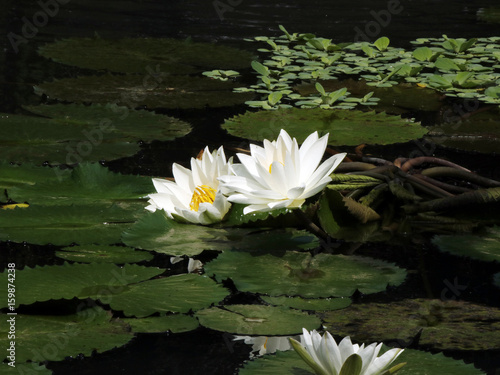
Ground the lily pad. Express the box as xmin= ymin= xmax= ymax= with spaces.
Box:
xmin=56 ymin=244 xmax=154 ymax=263
xmin=321 ymin=298 xmax=500 ymax=351
xmin=0 ymin=104 xmax=191 ymax=164
xmin=35 ymin=75 xmax=254 ymax=109
xmin=38 ymin=37 xmax=254 ymax=74
xmin=222 ymin=108 xmax=428 ymax=146
xmin=9 ymin=162 xmax=152 ymax=206
xmin=494 ymin=273 xmax=500 ymax=288
xmin=107 ymin=273 xmax=230 ymax=317
xmin=0 ymin=162 xmax=70 ymax=190
xmin=195 ymin=304 xmax=321 ymax=335
xmin=0 ymin=263 xmax=164 ymax=308
xmin=0 ymin=204 xmax=140 ymax=245
xmin=432 ymin=226 xmax=500 ymax=262
xmin=122 ymin=211 xmax=318 ymax=256
xmin=2 ymin=363 xmax=53 ymax=375
xmin=0 ymin=306 xmax=133 ymax=363
xmin=205 ymin=250 xmax=406 ymax=298
xmin=123 ymin=315 xmax=199 ymax=334
xmin=238 ymin=345 xmax=486 ymax=375
xmin=261 ymin=296 xmax=351 ymax=312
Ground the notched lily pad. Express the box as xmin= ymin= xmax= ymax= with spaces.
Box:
xmin=35 ymin=75 xmax=254 ymax=109
xmin=261 ymin=295 xmax=351 ymax=311
xmin=0 ymin=263 xmax=164 ymax=308
xmin=0 ymin=306 xmax=133 ymax=363
xmin=107 ymin=273 xmax=230 ymax=317
xmin=205 ymin=250 xmax=406 ymax=298
xmin=38 ymin=37 xmax=254 ymax=74
xmin=321 ymin=298 xmax=500 ymax=351
xmin=432 ymin=226 xmax=500 ymax=263
xmin=195 ymin=304 xmax=321 ymax=335
xmin=222 ymin=108 xmax=428 ymax=146
xmin=122 ymin=211 xmax=318 ymax=256
xmin=56 ymin=244 xmax=154 ymax=263
xmin=123 ymin=314 xmax=199 ymax=334
xmin=0 ymin=103 xmax=191 ymax=164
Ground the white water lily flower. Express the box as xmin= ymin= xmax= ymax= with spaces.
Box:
xmin=218 ymin=129 xmax=346 ymax=214
xmin=145 ymin=146 xmax=232 ymax=225
xmin=290 ymin=329 xmax=405 ymax=375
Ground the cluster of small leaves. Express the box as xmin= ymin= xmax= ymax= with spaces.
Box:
xmin=236 ymin=26 xmax=500 ymax=109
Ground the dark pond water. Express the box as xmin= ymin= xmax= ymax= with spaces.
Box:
xmin=1 ymin=0 xmax=500 ymax=374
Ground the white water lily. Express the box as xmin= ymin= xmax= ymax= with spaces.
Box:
xmin=145 ymin=146 xmax=232 ymax=225
xmin=290 ymin=329 xmax=405 ymax=375
xmin=218 ymin=129 xmax=346 ymax=214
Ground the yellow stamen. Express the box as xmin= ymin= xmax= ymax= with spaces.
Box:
xmin=189 ymin=185 xmax=216 ymax=211
xmin=1 ymin=203 xmax=29 ymax=210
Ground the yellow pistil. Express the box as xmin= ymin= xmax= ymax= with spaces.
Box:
xmin=189 ymin=185 xmax=216 ymax=211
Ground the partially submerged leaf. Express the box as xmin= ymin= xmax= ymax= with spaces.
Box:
xmin=196 ymin=304 xmax=321 ymax=335
xmin=38 ymin=37 xmax=254 ymax=74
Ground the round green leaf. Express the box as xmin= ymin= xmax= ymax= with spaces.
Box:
xmin=322 ymin=298 xmax=500 ymax=351
xmin=38 ymin=37 xmax=254 ymax=74
xmin=432 ymin=226 xmax=500 ymax=262
xmin=35 ymin=75 xmax=254 ymax=110
xmin=108 ymin=273 xmax=230 ymax=317
xmin=56 ymin=244 xmax=154 ymax=263
xmin=0 ymin=263 xmax=164 ymax=308
xmin=0 ymin=204 xmax=139 ymax=245
xmin=0 ymin=104 xmax=191 ymax=164
xmin=0 ymin=307 xmax=133 ymax=363
xmin=10 ymin=163 xmax=153 ymax=206
xmin=2 ymin=363 xmax=52 ymax=375
xmin=238 ymin=345 xmax=486 ymax=375
xmin=261 ymin=296 xmax=351 ymax=312
xmin=122 ymin=211 xmax=318 ymax=256
xmin=0 ymin=162 xmax=70 ymax=190
xmin=205 ymin=251 xmax=406 ymax=298
xmin=123 ymin=314 xmax=199 ymax=334
xmin=196 ymin=304 xmax=321 ymax=335
xmin=222 ymin=108 xmax=428 ymax=146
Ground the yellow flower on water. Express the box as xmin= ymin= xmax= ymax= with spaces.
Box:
xmin=146 ymin=146 xmax=233 ymax=225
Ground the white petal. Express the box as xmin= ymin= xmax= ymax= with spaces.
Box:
xmin=172 ymin=163 xmax=195 ymax=192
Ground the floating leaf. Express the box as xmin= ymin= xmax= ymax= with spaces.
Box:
xmin=108 ymin=274 xmax=230 ymax=317
xmin=0 ymin=307 xmax=133 ymax=363
xmin=205 ymin=250 xmax=406 ymax=298
xmin=238 ymin=345 xmax=486 ymax=375
xmin=122 ymin=211 xmax=318 ymax=256
xmin=38 ymin=37 xmax=253 ymax=74
xmin=196 ymin=305 xmax=321 ymax=335
xmin=432 ymin=226 xmax=500 ymax=262
xmin=0 ymin=263 xmax=164 ymax=308
xmin=0 ymin=204 xmax=139 ymax=245
xmin=222 ymin=108 xmax=428 ymax=146
xmin=2 ymin=363 xmax=52 ymax=375
xmin=321 ymin=298 xmax=500 ymax=351
xmin=56 ymin=244 xmax=154 ymax=263
xmin=0 ymin=162 xmax=70 ymax=190
xmin=10 ymin=163 xmax=152 ymax=206
xmin=123 ymin=315 xmax=199 ymax=334
xmin=261 ymin=296 xmax=351 ymax=311
xmin=0 ymin=104 xmax=191 ymax=164
xmin=35 ymin=75 xmax=254 ymax=110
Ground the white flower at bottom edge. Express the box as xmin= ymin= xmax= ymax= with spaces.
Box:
xmin=289 ymin=329 xmax=405 ymax=375
xmin=145 ymin=146 xmax=232 ymax=225
xmin=218 ymin=129 xmax=346 ymax=215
